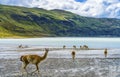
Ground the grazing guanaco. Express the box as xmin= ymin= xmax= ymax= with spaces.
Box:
xmin=104 ymin=48 xmax=108 ymax=57
xmin=73 ymin=45 xmax=76 ymax=49
xmin=18 ymin=44 xmax=23 ymax=48
xmin=20 ymin=48 xmax=49 ymax=75
xmin=80 ymin=46 xmax=82 ymax=49
xmin=63 ymin=45 xmax=66 ymax=49
xmin=83 ymin=45 xmax=89 ymax=50
xmin=18 ymin=44 xmax=28 ymax=48
xmin=71 ymin=51 xmax=76 ymax=62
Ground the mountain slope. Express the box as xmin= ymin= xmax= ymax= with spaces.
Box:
xmin=0 ymin=5 xmax=120 ymax=38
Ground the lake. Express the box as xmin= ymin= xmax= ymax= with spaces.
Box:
xmin=0 ymin=37 xmax=120 ymax=48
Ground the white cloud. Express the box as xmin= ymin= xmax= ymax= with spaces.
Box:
xmin=106 ymin=3 xmax=120 ymax=18
xmin=0 ymin=0 xmax=120 ymax=19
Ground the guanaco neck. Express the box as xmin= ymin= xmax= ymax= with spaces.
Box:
xmin=41 ymin=50 xmax=48 ymax=60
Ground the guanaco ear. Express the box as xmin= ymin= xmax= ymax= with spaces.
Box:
xmin=45 ymin=48 xmax=49 ymax=51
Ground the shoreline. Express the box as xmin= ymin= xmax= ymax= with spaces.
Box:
xmin=1 ymin=48 xmax=120 ymax=59
xmin=15 ymin=48 xmax=104 ymax=52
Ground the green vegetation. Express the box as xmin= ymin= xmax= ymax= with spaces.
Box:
xmin=0 ymin=4 xmax=120 ymax=38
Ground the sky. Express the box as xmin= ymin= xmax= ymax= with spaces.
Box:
xmin=0 ymin=0 xmax=120 ymax=19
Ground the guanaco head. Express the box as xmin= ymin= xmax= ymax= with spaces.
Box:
xmin=42 ymin=48 xmax=49 ymax=59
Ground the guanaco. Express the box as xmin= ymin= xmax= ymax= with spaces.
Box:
xmin=104 ymin=48 xmax=108 ymax=57
xmin=73 ymin=45 xmax=76 ymax=49
xmin=18 ymin=44 xmax=23 ymax=48
xmin=63 ymin=45 xmax=66 ymax=49
xmin=71 ymin=51 xmax=76 ymax=62
xmin=20 ymin=48 xmax=49 ymax=74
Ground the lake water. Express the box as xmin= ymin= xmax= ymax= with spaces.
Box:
xmin=0 ymin=37 xmax=120 ymax=59
xmin=0 ymin=37 xmax=120 ymax=48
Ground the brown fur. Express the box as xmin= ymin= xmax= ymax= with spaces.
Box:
xmin=71 ymin=51 xmax=76 ymax=62
xmin=63 ymin=45 xmax=66 ymax=49
xmin=73 ymin=45 xmax=76 ymax=49
xmin=20 ymin=48 xmax=49 ymax=74
xmin=104 ymin=48 xmax=108 ymax=57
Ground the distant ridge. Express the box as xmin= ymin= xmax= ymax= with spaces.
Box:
xmin=0 ymin=4 xmax=120 ymax=38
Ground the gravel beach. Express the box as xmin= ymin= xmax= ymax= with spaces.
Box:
xmin=0 ymin=57 xmax=120 ymax=77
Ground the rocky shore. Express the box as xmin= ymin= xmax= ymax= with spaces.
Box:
xmin=0 ymin=58 xmax=120 ymax=77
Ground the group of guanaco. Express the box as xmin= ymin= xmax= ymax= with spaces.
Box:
xmin=20 ymin=48 xmax=108 ymax=76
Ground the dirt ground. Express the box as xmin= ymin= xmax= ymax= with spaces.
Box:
xmin=0 ymin=58 xmax=120 ymax=77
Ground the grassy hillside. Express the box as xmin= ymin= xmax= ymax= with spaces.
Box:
xmin=0 ymin=4 xmax=120 ymax=38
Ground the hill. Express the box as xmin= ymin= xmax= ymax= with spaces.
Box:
xmin=0 ymin=4 xmax=120 ymax=38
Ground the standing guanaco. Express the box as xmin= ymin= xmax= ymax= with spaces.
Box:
xmin=73 ymin=45 xmax=76 ymax=49
xmin=20 ymin=48 xmax=49 ymax=75
xmin=63 ymin=45 xmax=66 ymax=49
xmin=71 ymin=51 xmax=76 ymax=62
xmin=104 ymin=48 xmax=108 ymax=57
